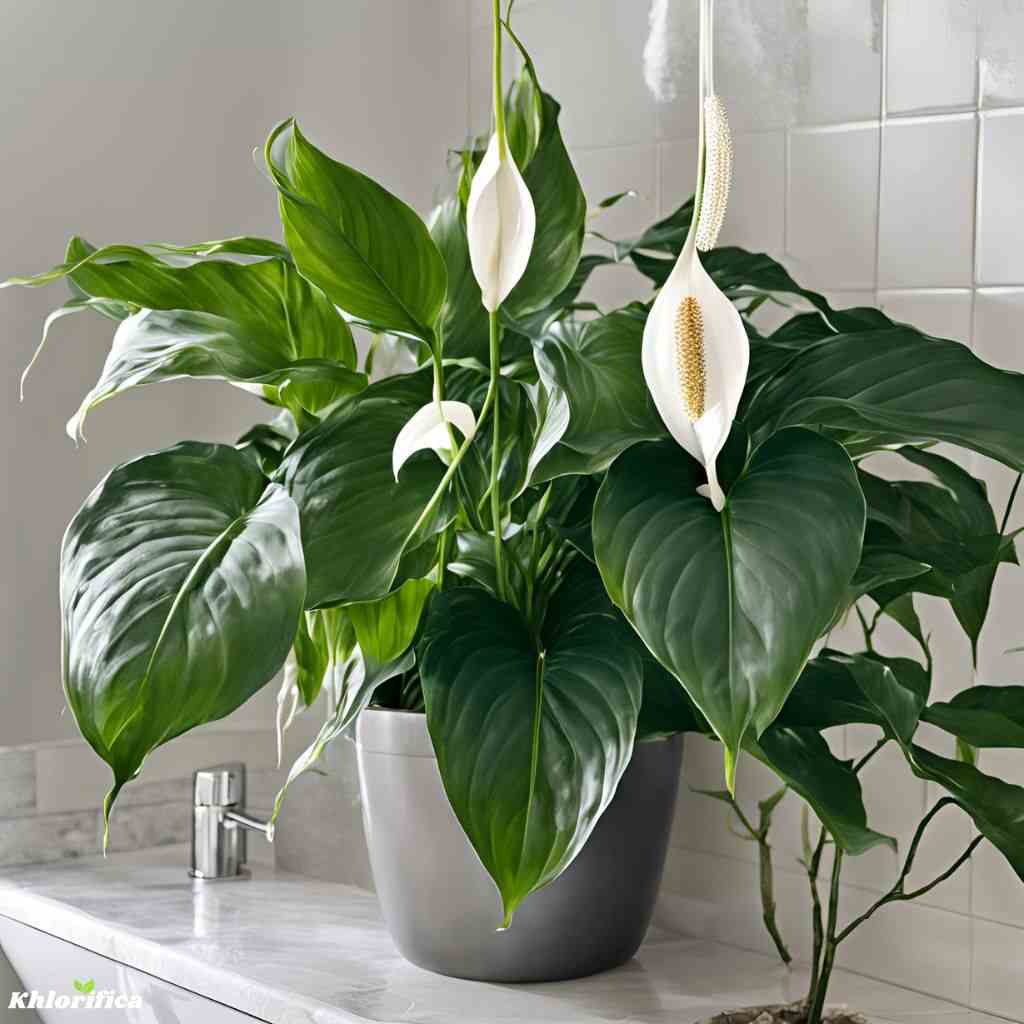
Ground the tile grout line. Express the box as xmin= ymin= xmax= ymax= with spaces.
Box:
xmin=873 ymin=0 xmax=888 ymax=312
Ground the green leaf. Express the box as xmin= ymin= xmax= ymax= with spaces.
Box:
xmin=776 ymin=651 xmax=929 ymax=745
xmin=503 ymin=93 xmax=586 ymax=321
xmin=924 ymin=686 xmax=1024 ymax=748
xmin=276 ymin=372 xmax=454 ymax=607
xmin=428 ymin=197 xmax=487 ymax=361
xmin=747 ymin=727 xmax=895 ymax=855
xmin=347 ymin=577 xmax=436 ymax=664
xmin=904 ymin=745 xmax=1024 ymax=882
xmin=236 ymin=413 xmax=298 ymax=476
xmin=637 ymin=650 xmax=709 ymax=740
xmin=746 ymin=326 xmax=1024 ymax=472
xmin=273 ymin=648 xmax=414 ymax=822
xmin=10 ymin=241 xmax=359 ymax=419
xmin=61 ymin=443 xmax=306 ymax=829
xmin=593 ymin=429 xmax=865 ymax=781
xmin=419 ymin=563 xmax=643 ymax=924
xmin=69 ymin=309 xmax=366 ymax=437
xmin=532 ymin=308 xmax=665 ymax=480
xmin=266 ymin=119 xmax=446 ymax=343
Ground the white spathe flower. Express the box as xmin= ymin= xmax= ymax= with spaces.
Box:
xmin=466 ymin=134 xmax=536 ymax=312
xmin=642 ymin=233 xmax=749 ymax=511
xmin=392 ymin=400 xmax=477 ymax=480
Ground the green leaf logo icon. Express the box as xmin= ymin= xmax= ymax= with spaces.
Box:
xmin=73 ymin=979 xmax=95 ymax=994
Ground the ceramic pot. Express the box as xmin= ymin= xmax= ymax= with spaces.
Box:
xmin=355 ymin=707 xmax=682 ymax=982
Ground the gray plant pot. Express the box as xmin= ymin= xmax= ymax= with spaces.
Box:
xmin=355 ymin=707 xmax=683 ymax=982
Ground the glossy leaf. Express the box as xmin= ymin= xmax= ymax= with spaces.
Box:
xmin=69 ymin=309 xmax=366 ymax=437
xmin=10 ymin=240 xmax=358 ymax=418
xmin=266 ymin=119 xmax=446 ymax=342
xmin=276 ymin=372 xmax=454 ymax=607
xmin=748 ymin=727 xmax=895 ymax=855
xmin=61 ymin=443 xmax=305 ymax=826
xmin=503 ymin=93 xmax=586 ymax=320
xmin=746 ymin=326 xmax=1024 ymax=472
xmin=428 ymin=197 xmax=488 ymax=361
xmin=923 ymin=687 xmax=1024 ymax=748
xmin=593 ymin=429 xmax=865 ymax=782
xmin=533 ymin=308 xmax=665 ymax=480
xmin=776 ymin=651 xmax=929 ymax=745
xmin=347 ymin=577 xmax=436 ymax=665
xmin=419 ymin=563 xmax=643 ymax=924
xmin=904 ymin=745 xmax=1024 ymax=882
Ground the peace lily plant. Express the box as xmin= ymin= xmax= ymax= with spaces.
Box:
xmin=5 ymin=1 xmax=1024 ymax=1019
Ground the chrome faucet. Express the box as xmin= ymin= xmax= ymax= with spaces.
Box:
xmin=189 ymin=762 xmax=274 ymax=880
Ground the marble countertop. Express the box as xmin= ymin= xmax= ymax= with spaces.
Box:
xmin=0 ymin=846 xmax=1000 ymax=1024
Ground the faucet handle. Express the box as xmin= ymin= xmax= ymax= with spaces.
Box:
xmin=193 ymin=762 xmax=245 ymax=808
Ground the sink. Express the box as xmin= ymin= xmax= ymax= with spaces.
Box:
xmin=0 ymin=916 xmax=258 ymax=1022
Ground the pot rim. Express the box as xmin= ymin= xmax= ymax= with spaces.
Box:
xmin=356 ymin=704 xmax=434 ymax=757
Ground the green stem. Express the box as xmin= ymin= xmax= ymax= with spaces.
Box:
xmin=804 ymin=822 xmax=827 ymax=1004
xmin=853 ymin=736 xmax=887 ymax=774
xmin=807 ymin=845 xmax=843 ymax=1024
xmin=1000 ymin=472 xmax=1022 ymax=535
xmin=488 ymin=311 xmax=507 ymax=600
xmin=854 ymin=602 xmax=875 ymax=652
xmin=492 ymin=0 xmax=507 ymax=159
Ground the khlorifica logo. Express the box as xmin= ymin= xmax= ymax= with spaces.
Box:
xmin=7 ymin=979 xmax=143 ymax=1010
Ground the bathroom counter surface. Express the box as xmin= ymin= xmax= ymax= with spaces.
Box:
xmin=0 ymin=846 xmax=1001 ymax=1024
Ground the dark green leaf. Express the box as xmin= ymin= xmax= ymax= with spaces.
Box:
xmin=593 ymin=429 xmax=865 ymax=782
xmin=61 ymin=443 xmax=306 ymax=829
xmin=776 ymin=651 xmax=928 ymax=745
xmin=428 ymin=197 xmax=488 ymax=362
xmin=746 ymin=326 xmax=1024 ymax=473
xmin=924 ymin=687 xmax=1024 ymax=748
xmin=904 ymin=745 xmax=1024 ymax=882
xmin=503 ymin=94 xmax=586 ymax=320
xmin=266 ymin=119 xmax=447 ymax=342
xmin=748 ymin=727 xmax=895 ymax=855
xmin=419 ymin=563 xmax=643 ymax=923
xmin=276 ymin=372 xmax=454 ymax=607
xmin=533 ymin=308 xmax=665 ymax=480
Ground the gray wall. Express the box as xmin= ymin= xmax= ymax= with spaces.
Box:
xmin=0 ymin=0 xmax=467 ymax=747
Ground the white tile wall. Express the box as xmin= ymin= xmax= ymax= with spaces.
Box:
xmin=465 ymin=0 xmax=1024 ymax=1015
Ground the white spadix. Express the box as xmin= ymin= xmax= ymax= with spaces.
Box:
xmin=466 ymin=134 xmax=536 ymax=312
xmin=641 ymin=234 xmax=748 ymax=511
xmin=392 ymin=400 xmax=477 ymax=480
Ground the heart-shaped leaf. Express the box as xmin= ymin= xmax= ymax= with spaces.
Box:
xmin=419 ymin=562 xmax=643 ymax=924
xmin=276 ymin=372 xmax=454 ymax=607
xmin=593 ymin=428 xmax=865 ymax=785
xmin=266 ymin=119 xmax=446 ymax=343
xmin=62 ymin=443 xmax=306 ymax=829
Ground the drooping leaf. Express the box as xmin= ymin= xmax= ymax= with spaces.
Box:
xmin=9 ymin=240 xmax=359 ymax=418
xmin=265 ymin=119 xmax=447 ymax=343
xmin=593 ymin=429 xmax=865 ymax=783
xmin=637 ymin=650 xmax=709 ymax=740
xmin=776 ymin=651 xmax=928 ymax=745
xmin=748 ymin=727 xmax=895 ymax=855
xmin=503 ymin=93 xmax=586 ymax=320
xmin=904 ymin=745 xmax=1024 ymax=882
xmin=61 ymin=443 xmax=306 ymax=828
xmin=746 ymin=326 xmax=1024 ymax=473
xmin=923 ymin=687 xmax=1024 ymax=748
xmin=273 ymin=647 xmax=414 ymax=822
xmin=419 ymin=562 xmax=643 ymax=924
xmin=347 ymin=577 xmax=436 ymax=665
xmin=276 ymin=372 xmax=454 ymax=607
xmin=69 ymin=309 xmax=366 ymax=437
